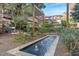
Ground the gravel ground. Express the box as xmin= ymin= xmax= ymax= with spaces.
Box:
xmin=0 ymin=33 xmax=22 ymax=53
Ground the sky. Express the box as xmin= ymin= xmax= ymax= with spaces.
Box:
xmin=42 ymin=3 xmax=66 ymax=16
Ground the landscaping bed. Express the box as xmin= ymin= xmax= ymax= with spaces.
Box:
xmin=55 ymin=27 xmax=79 ymax=56
xmin=54 ymin=39 xmax=69 ymax=56
xmin=0 ymin=32 xmax=48 ymax=53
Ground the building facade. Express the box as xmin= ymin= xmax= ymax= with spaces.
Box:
xmin=44 ymin=15 xmax=63 ymax=25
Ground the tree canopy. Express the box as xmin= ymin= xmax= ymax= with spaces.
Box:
xmin=72 ymin=3 xmax=79 ymax=22
xmin=34 ymin=3 xmax=46 ymax=9
xmin=3 ymin=3 xmax=46 ymax=32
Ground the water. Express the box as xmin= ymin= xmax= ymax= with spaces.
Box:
xmin=20 ymin=35 xmax=56 ymax=56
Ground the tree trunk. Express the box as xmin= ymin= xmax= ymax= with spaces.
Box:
xmin=66 ymin=3 xmax=69 ymax=27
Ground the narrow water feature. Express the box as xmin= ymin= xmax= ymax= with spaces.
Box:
xmin=20 ymin=35 xmax=56 ymax=56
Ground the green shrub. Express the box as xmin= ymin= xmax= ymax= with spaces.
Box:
xmin=15 ymin=33 xmax=31 ymax=43
xmin=60 ymin=28 xmax=79 ymax=55
xmin=61 ymin=20 xmax=68 ymax=27
xmin=39 ymin=22 xmax=62 ymax=33
xmin=14 ymin=16 xmax=28 ymax=32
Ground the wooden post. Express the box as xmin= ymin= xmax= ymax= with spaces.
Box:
xmin=32 ymin=4 xmax=35 ymax=36
xmin=67 ymin=3 xmax=69 ymax=27
xmin=42 ymin=15 xmax=44 ymax=24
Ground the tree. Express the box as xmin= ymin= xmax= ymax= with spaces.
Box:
xmin=72 ymin=3 xmax=79 ymax=22
xmin=3 ymin=3 xmax=46 ymax=33
xmin=3 ymin=3 xmax=33 ymax=31
xmin=31 ymin=3 xmax=46 ymax=36
xmin=34 ymin=3 xmax=46 ymax=9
